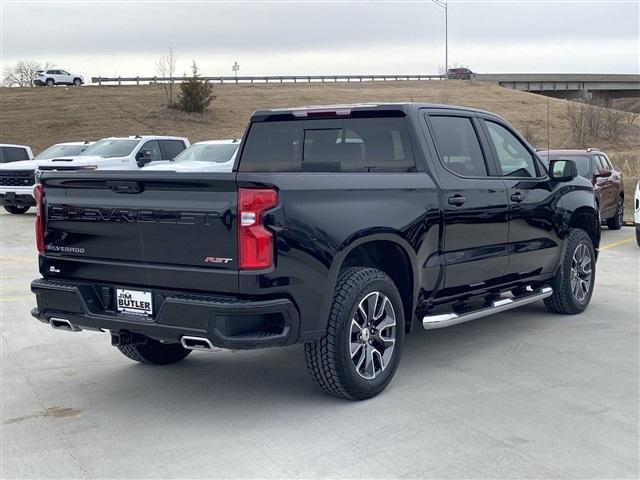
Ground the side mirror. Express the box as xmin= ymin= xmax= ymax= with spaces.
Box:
xmin=549 ymin=159 xmax=577 ymax=182
xmin=595 ymin=169 xmax=612 ymax=179
xmin=136 ymin=149 xmax=152 ymax=166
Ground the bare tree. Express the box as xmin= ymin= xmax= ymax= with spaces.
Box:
xmin=584 ymin=99 xmax=603 ymax=138
xmin=565 ymin=101 xmax=590 ymax=146
xmin=520 ymin=124 xmax=538 ymax=146
xmin=624 ymin=110 xmax=639 ymax=126
xmin=2 ymin=60 xmax=55 ymax=87
xmin=602 ymin=108 xmax=625 ymax=140
xmin=155 ymin=45 xmax=178 ymax=107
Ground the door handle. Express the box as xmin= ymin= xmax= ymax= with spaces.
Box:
xmin=448 ymin=195 xmax=467 ymax=206
xmin=510 ymin=192 xmax=525 ymax=203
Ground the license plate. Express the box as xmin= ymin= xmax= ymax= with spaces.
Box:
xmin=116 ymin=288 xmax=153 ymax=316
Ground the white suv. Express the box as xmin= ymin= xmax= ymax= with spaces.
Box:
xmin=33 ymin=69 xmax=84 ymax=87
xmin=143 ymin=139 xmax=240 ymax=172
xmin=37 ymin=136 xmax=190 ymax=173
xmin=0 ymin=142 xmax=92 ymax=214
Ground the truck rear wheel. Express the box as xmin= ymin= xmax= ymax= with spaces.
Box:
xmin=304 ymin=267 xmax=404 ymax=400
xmin=116 ymin=337 xmax=191 ymax=365
xmin=4 ymin=205 xmax=30 ymax=214
xmin=544 ymin=228 xmax=595 ymax=314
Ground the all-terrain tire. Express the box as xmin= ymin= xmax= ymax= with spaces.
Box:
xmin=3 ymin=205 xmax=30 ymax=214
xmin=116 ymin=337 xmax=191 ymax=365
xmin=606 ymin=197 xmax=624 ymax=230
xmin=304 ymin=267 xmax=405 ymax=400
xmin=544 ymin=228 xmax=595 ymax=314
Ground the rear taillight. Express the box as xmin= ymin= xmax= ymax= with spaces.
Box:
xmin=238 ymin=188 xmax=278 ymax=270
xmin=34 ymin=183 xmax=44 ymax=253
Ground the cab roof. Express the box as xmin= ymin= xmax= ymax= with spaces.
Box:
xmin=194 ymin=139 xmax=241 ymax=145
xmin=537 ymin=149 xmax=603 ymax=156
xmin=0 ymin=143 xmax=31 ymax=149
xmin=251 ymin=102 xmax=496 ymax=121
xmin=101 ymin=135 xmax=189 ymax=141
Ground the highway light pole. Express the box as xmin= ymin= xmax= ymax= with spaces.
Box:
xmin=432 ymin=0 xmax=448 ymax=79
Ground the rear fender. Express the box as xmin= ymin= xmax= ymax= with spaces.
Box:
xmin=319 ymin=232 xmax=419 ymax=332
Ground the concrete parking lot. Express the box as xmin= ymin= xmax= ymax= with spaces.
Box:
xmin=1 ymin=209 xmax=638 ymax=479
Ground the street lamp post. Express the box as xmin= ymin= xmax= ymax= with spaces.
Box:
xmin=432 ymin=0 xmax=448 ymax=79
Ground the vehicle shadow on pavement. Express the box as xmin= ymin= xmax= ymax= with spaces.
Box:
xmin=78 ymin=303 xmax=553 ymax=412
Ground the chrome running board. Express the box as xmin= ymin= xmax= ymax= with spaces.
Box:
xmin=422 ymin=286 xmax=553 ymax=330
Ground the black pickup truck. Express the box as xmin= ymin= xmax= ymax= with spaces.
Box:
xmin=31 ymin=103 xmax=600 ymax=400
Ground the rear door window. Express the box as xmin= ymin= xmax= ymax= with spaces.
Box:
xmin=160 ymin=140 xmax=187 ymax=160
xmin=239 ymin=117 xmax=415 ymax=173
xmin=428 ymin=116 xmax=488 ymax=177
xmin=140 ymin=140 xmax=162 ymax=161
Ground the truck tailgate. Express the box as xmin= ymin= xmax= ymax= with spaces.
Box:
xmin=40 ymin=172 xmax=238 ymax=293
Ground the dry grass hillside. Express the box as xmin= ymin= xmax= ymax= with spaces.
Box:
xmin=1 ymin=81 xmax=638 ymax=216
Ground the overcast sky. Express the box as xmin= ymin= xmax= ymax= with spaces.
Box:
xmin=1 ymin=1 xmax=638 ymax=80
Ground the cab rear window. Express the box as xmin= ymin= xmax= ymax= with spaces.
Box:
xmin=0 ymin=147 xmax=30 ymax=163
xmin=239 ymin=117 xmax=415 ymax=173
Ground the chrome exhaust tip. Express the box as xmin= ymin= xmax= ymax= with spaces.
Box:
xmin=180 ymin=336 xmax=215 ymax=351
xmin=49 ymin=317 xmax=81 ymax=332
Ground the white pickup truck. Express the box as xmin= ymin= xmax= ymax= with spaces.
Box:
xmin=0 ymin=141 xmax=91 ymax=214
xmin=37 ymin=136 xmax=190 ymax=173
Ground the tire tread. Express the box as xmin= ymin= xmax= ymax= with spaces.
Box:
xmin=304 ymin=267 xmax=397 ymax=400
xmin=544 ymin=228 xmax=594 ymax=314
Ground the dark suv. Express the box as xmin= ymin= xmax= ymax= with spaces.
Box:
xmin=538 ymin=149 xmax=624 ymax=229
xmin=447 ymin=68 xmax=474 ymax=80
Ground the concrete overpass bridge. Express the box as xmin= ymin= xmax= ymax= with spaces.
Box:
xmin=475 ymin=73 xmax=639 ymax=102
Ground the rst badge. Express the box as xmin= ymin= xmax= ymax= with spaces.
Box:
xmin=204 ymin=257 xmax=233 ymax=265
xmin=116 ymin=289 xmax=153 ymax=316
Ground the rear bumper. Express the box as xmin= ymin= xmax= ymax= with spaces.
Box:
xmin=31 ymin=278 xmax=300 ymax=349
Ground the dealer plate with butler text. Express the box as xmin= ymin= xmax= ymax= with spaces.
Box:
xmin=116 ymin=289 xmax=153 ymax=316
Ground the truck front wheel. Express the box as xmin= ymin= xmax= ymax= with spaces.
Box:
xmin=544 ymin=228 xmax=596 ymax=314
xmin=116 ymin=336 xmax=191 ymax=365
xmin=304 ymin=267 xmax=405 ymax=400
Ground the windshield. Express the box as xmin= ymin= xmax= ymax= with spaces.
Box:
xmin=173 ymin=143 xmax=238 ymax=163
xmin=538 ymin=154 xmax=591 ymax=178
xmin=80 ymin=139 xmax=139 ymax=158
xmin=35 ymin=144 xmax=89 ymax=159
